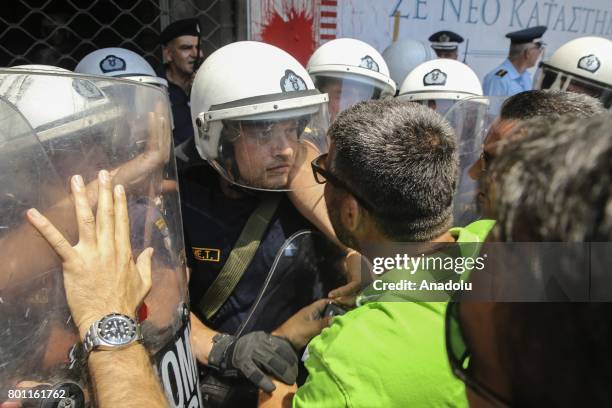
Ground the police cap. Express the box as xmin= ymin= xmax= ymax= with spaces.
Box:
xmin=429 ymin=30 xmax=464 ymax=50
xmin=506 ymin=26 xmax=547 ymax=45
xmin=159 ymin=18 xmax=200 ymax=45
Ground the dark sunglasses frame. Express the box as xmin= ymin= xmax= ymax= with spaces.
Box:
xmin=445 ymin=302 xmax=512 ymax=408
xmin=311 ymin=153 xmax=376 ymax=212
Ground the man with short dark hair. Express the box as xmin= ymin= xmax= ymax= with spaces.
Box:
xmin=469 ymin=90 xmax=606 ymax=180
xmin=158 ymin=18 xmax=203 ymax=145
xmin=261 ymin=99 xmax=495 ymax=407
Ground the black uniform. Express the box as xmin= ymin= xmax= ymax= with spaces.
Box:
xmin=180 ymin=164 xmax=344 ymax=335
xmin=158 ymin=67 xmax=195 ymax=146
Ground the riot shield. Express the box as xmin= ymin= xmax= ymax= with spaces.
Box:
xmin=0 ymin=69 xmax=200 ymax=407
xmin=444 ymin=96 xmax=507 ymax=226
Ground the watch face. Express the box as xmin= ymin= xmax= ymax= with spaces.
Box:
xmin=98 ymin=314 xmax=137 ymax=346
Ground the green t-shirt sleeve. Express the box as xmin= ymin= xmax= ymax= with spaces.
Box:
xmin=293 ymin=352 xmax=348 ymax=408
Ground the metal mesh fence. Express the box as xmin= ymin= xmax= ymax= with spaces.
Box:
xmin=0 ymin=0 xmax=241 ymax=70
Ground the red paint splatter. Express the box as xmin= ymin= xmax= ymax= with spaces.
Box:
xmin=261 ymin=7 xmax=314 ymax=66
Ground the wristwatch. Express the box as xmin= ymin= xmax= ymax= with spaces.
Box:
xmin=83 ymin=313 xmax=143 ymax=353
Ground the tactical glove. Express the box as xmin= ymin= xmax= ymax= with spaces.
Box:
xmin=207 ymin=331 xmax=298 ymax=393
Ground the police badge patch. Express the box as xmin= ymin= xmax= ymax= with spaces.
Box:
xmin=423 ymin=69 xmax=447 ymax=86
xmin=280 ymin=69 xmax=308 ymax=92
xmin=577 ymin=54 xmax=601 ymax=74
xmin=359 ymin=55 xmax=380 ymax=72
xmin=99 ymin=54 xmax=127 ymax=74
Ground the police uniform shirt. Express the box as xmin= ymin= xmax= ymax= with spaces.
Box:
xmin=158 ymin=67 xmax=195 ymax=146
xmin=483 ymin=58 xmax=532 ymax=96
xmin=179 ymin=164 xmax=336 ymax=335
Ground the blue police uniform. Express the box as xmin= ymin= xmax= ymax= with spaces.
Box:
xmin=180 ymin=164 xmax=344 ymax=335
xmin=483 ymin=25 xmax=547 ymax=97
xmin=483 ymin=58 xmax=532 ymax=96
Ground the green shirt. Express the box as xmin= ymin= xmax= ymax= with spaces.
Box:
xmin=293 ymin=220 xmax=495 ymax=408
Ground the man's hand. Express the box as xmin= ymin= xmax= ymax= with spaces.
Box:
xmin=26 ymin=170 xmax=153 ymax=338
xmin=329 ymin=250 xmax=371 ymax=307
xmin=208 ymin=332 xmax=298 ymax=393
xmin=273 ymin=299 xmax=332 ymax=350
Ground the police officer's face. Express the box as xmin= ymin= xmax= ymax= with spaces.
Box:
xmin=165 ymin=36 xmax=201 ymax=76
xmin=232 ymin=119 xmax=299 ymax=189
xmin=435 ymin=49 xmax=458 ymax=60
xmin=320 ymin=78 xmax=377 ymax=121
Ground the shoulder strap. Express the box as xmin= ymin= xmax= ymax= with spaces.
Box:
xmin=197 ymin=195 xmax=281 ymax=320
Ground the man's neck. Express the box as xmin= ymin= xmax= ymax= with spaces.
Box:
xmin=359 ymin=231 xmax=456 ymax=263
xmin=509 ymin=58 xmax=529 ymax=74
xmin=166 ymin=65 xmax=192 ymax=93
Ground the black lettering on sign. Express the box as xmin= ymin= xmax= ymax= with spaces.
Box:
xmin=154 ymin=322 xmax=203 ymax=407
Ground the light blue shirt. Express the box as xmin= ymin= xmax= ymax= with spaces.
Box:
xmin=483 ymin=59 xmax=532 ymax=97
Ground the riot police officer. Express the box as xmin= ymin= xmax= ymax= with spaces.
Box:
xmin=183 ymin=41 xmax=344 ymax=407
xmin=534 ymin=36 xmax=612 ymax=109
xmin=306 ymin=38 xmax=396 ymax=121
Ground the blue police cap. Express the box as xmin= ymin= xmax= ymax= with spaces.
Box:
xmin=159 ymin=18 xmax=200 ymax=45
xmin=506 ymin=26 xmax=547 ymax=44
xmin=429 ymin=30 xmax=464 ymax=50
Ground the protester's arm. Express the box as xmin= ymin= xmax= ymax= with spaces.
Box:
xmin=258 ymin=380 xmax=297 ymax=408
xmin=27 ymin=170 xmax=167 ymax=408
xmin=288 ymin=141 xmax=341 ymax=248
xmin=272 ymin=299 xmax=331 ymax=350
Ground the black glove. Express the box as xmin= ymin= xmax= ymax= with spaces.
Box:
xmin=207 ymin=331 xmax=298 ymax=393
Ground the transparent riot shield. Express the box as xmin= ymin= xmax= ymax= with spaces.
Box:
xmin=234 ymin=230 xmax=346 ymax=338
xmin=0 ymin=69 xmax=200 ymax=407
xmin=196 ymin=229 xmax=346 ymax=406
xmin=444 ymin=96 xmax=507 ymax=226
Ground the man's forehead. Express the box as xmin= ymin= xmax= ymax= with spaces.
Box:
xmin=169 ymin=35 xmax=198 ymax=47
xmin=484 ymin=118 xmax=517 ymax=148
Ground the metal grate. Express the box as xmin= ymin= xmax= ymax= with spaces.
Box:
xmin=0 ymin=0 xmax=240 ymax=71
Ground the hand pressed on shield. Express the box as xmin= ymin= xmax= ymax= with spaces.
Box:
xmin=26 ymin=170 xmax=154 ymax=339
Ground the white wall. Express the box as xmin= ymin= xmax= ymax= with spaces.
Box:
xmin=337 ymin=0 xmax=612 ymax=81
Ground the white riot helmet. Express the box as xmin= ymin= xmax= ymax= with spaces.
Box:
xmin=191 ymin=41 xmax=330 ymax=191
xmin=75 ymin=47 xmax=168 ymax=88
xmin=307 ymin=38 xmax=395 ymax=120
xmin=382 ymin=39 xmax=432 ymax=93
xmin=534 ymin=36 xmax=612 ymax=109
xmin=398 ymin=59 xmax=483 ymax=115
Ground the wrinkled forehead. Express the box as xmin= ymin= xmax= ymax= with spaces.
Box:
xmin=168 ymin=35 xmax=199 ymax=49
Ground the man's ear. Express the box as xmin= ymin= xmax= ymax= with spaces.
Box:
xmin=340 ymin=194 xmax=362 ymax=233
xmin=162 ymin=45 xmax=172 ymax=64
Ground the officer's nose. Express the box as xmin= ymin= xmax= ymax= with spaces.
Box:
xmin=271 ymin=134 xmax=294 ymax=158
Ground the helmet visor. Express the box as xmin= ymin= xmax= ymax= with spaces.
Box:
xmin=415 ymin=99 xmax=461 ymax=116
xmin=444 ymin=96 xmax=507 ymax=226
xmin=203 ymin=103 xmax=330 ymax=191
xmin=314 ymin=75 xmax=384 ymax=121
xmin=535 ymin=65 xmax=612 ymax=109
